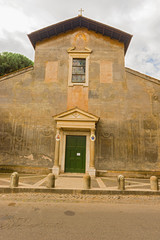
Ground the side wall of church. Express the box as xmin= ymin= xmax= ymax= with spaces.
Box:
xmin=0 ymin=69 xmax=56 ymax=168
xmin=96 ymin=69 xmax=160 ymax=171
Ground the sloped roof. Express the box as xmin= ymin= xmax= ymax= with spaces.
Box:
xmin=28 ymin=16 xmax=132 ymax=54
xmin=125 ymin=67 xmax=160 ymax=85
xmin=0 ymin=66 xmax=33 ymax=82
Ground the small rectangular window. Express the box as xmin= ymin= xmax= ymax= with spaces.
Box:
xmin=72 ymin=58 xmax=86 ymax=83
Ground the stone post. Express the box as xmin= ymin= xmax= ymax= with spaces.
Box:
xmin=52 ymin=128 xmax=60 ymax=175
xmin=10 ymin=172 xmax=19 ymax=188
xmin=83 ymin=174 xmax=91 ymax=189
xmin=117 ymin=175 xmax=125 ymax=190
xmin=88 ymin=128 xmax=96 ymax=177
xmin=150 ymin=176 xmax=159 ymax=191
xmin=46 ymin=173 xmax=55 ymax=188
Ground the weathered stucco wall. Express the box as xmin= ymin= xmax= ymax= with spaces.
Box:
xmin=95 ymin=68 xmax=160 ymax=171
xmin=0 ymin=27 xmax=160 ymax=171
xmin=0 ymin=68 xmax=56 ymax=168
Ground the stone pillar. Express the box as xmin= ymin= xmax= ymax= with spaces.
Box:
xmin=83 ymin=174 xmax=91 ymax=189
xmin=46 ymin=173 xmax=55 ymax=188
xmin=10 ymin=172 xmax=19 ymax=188
xmin=88 ymin=128 xmax=96 ymax=177
xmin=150 ymin=176 xmax=159 ymax=191
xmin=52 ymin=128 xmax=60 ymax=176
xmin=117 ymin=175 xmax=125 ymax=191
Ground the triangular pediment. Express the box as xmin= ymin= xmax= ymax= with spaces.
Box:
xmin=67 ymin=47 xmax=92 ymax=54
xmin=53 ymin=108 xmax=99 ymax=122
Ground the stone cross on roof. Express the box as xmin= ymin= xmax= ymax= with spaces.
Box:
xmin=78 ymin=8 xmax=84 ymax=16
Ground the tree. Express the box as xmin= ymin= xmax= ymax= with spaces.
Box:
xmin=0 ymin=52 xmax=33 ymax=77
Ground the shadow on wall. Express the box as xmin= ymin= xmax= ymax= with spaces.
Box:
xmin=0 ymin=110 xmax=55 ymax=168
xmin=96 ymin=116 xmax=159 ymax=171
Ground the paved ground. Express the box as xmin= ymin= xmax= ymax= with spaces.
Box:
xmin=0 ymin=173 xmax=153 ymax=190
xmin=0 ymin=200 xmax=160 ymax=240
xmin=0 ymin=173 xmax=160 ymax=240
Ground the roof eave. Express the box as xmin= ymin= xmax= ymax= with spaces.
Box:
xmin=28 ymin=16 xmax=132 ymax=54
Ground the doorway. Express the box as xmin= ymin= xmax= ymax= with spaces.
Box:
xmin=65 ymin=135 xmax=86 ymax=173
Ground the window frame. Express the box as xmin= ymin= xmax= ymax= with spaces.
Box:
xmin=68 ymin=49 xmax=91 ymax=87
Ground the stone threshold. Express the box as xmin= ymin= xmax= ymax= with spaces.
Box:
xmin=58 ymin=173 xmax=85 ymax=178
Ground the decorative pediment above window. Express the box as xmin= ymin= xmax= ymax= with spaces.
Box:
xmin=67 ymin=47 xmax=92 ymax=54
xmin=53 ymin=108 xmax=99 ymax=130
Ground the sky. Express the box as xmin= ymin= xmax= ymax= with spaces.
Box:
xmin=0 ymin=0 xmax=160 ymax=79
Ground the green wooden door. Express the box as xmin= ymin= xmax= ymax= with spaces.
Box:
xmin=65 ymin=135 xmax=86 ymax=173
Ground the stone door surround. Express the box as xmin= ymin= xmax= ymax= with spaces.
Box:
xmin=52 ymin=107 xmax=99 ymax=177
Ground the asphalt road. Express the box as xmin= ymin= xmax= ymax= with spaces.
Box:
xmin=0 ymin=199 xmax=160 ymax=240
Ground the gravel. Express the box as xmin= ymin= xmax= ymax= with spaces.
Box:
xmin=1 ymin=192 xmax=160 ymax=204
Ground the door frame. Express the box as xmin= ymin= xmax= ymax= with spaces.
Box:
xmin=59 ymin=130 xmax=90 ymax=173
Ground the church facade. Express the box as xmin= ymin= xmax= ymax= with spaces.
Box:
xmin=1 ymin=15 xmax=160 ymax=176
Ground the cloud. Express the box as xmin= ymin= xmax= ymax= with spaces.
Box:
xmin=0 ymin=0 xmax=160 ymax=79
xmin=0 ymin=30 xmax=34 ymax=60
